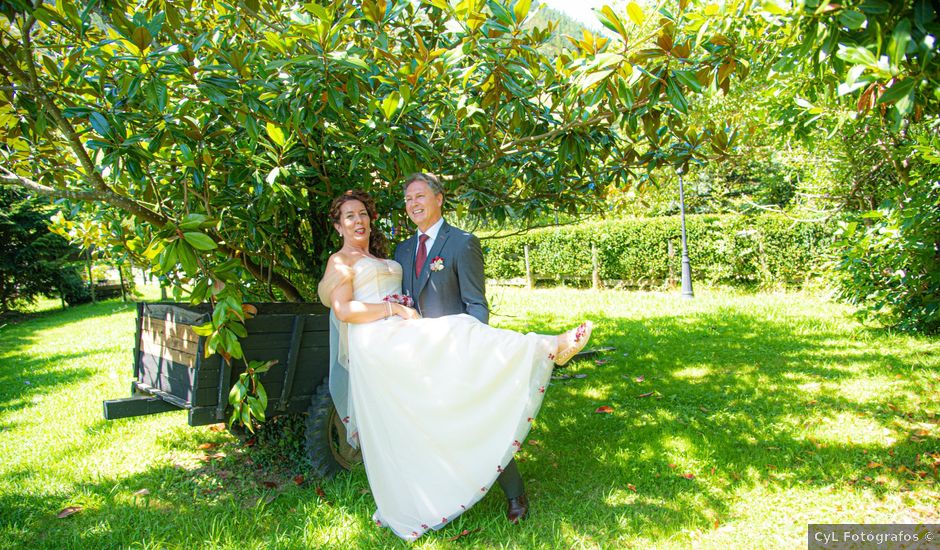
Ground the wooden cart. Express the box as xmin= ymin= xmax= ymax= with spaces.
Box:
xmin=103 ymin=302 xmax=359 ymax=477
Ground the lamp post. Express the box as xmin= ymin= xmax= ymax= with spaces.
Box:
xmin=678 ymin=168 xmax=694 ymax=299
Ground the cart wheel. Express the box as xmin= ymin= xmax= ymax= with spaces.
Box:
xmin=305 ymin=378 xmax=361 ymax=478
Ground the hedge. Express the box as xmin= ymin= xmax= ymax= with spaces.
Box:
xmin=481 ymin=213 xmax=835 ymax=288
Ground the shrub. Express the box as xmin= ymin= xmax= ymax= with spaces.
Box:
xmin=482 ymin=213 xmax=834 ymax=288
xmin=831 ymin=134 xmax=940 ymax=334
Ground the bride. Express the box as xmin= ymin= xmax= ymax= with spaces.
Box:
xmin=317 ymin=190 xmax=593 ymax=541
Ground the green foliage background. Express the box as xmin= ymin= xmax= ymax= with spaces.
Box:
xmin=483 ymin=213 xmax=834 ymax=288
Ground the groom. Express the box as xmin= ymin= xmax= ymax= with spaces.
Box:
xmin=394 ymin=172 xmax=530 ymax=524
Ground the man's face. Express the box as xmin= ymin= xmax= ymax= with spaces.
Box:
xmin=404 ymin=179 xmax=443 ymax=233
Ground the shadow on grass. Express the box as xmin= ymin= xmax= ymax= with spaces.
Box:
xmin=0 ymin=299 xmax=139 ymax=418
xmin=1 ymin=300 xmax=936 ymax=547
xmin=511 ymin=307 xmax=938 ymax=538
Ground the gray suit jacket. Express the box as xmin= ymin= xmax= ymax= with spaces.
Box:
xmin=394 ymin=220 xmax=488 ymax=324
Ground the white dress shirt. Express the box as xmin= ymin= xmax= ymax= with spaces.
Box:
xmin=415 ymin=217 xmax=445 ymax=260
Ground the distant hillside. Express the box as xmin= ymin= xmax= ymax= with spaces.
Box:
xmin=525 ymin=2 xmax=597 ymax=55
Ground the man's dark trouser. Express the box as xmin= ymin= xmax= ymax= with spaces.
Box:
xmin=497 ymin=458 xmax=524 ymax=499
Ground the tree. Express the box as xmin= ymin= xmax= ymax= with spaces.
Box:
xmin=0 ymin=0 xmax=739 ymax=303
xmin=1 ymin=0 xmax=747 ymax=424
xmin=0 ymin=187 xmax=87 ymax=313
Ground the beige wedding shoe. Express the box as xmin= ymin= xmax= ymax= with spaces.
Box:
xmin=554 ymin=321 xmax=594 ymax=366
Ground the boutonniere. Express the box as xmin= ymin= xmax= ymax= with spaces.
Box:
xmin=429 ymin=256 xmax=445 ymax=272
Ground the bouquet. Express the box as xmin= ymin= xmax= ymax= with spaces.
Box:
xmin=383 ymin=293 xmax=413 ymax=308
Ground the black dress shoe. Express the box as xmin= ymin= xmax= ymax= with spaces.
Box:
xmin=506 ymin=492 xmax=529 ymax=524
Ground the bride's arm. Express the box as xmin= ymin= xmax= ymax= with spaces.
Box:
xmin=321 ymin=255 xmax=418 ymax=323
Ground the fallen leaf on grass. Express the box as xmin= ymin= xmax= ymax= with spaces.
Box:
xmin=627 ymin=484 xmax=637 ymax=492
xmin=198 ymin=443 xmax=219 ymax=451
xmin=682 ymin=473 xmax=695 ymax=480
xmin=594 ymin=360 xmax=608 ymax=365
xmin=528 ymin=440 xmax=540 ymax=446
xmin=637 ymin=392 xmax=654 ymax=398
xmin=134 ymin=489 xmax=150 ymax=497
xmin=867 ymin=462 xmax=882 ymax=469
xmin=699 ymin=406 xmax=709 ymax=413
xmin=573 ymin=373 xmax=588 ymax=379
xmin=316 ymin=486 xmax=332 ymax=505
xmin=635 ymin=376 xmax=645 ymax=383
xmin=359 ymin=488 xmax=371 ymax=495
xmin=293 ymin=475 xmax=305 ymax=486
xmin=447 ymin=528 xmax=481 ymax=541
xmin=209 ymin=424 xmax=225 ymax=432
xmin=668 ymin=463 xmax=677 ymax=469
xmin=262 ymin=481 xmax=278 ymax=489
xmin=594 ymin=406 xmax=614 ymax=414
xmin=57 ymin=506 xmax=81 ymax=519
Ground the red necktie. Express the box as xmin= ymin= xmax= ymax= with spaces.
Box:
xmin=415 ymin=234 xmax=430 ymax=275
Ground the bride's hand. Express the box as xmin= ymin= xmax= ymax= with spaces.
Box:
xmin=394 ymin=303 xmax=421 ymax=320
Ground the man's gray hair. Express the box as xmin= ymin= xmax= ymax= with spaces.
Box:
xmin=404 ymin=172 xmax=445 ymax=197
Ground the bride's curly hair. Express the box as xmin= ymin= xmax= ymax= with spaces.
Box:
xmin=328 ymin=190 xmax=389 ymax=258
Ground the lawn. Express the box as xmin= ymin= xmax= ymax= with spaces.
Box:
xmin=0 ymin=288 xmax=937 ymax=549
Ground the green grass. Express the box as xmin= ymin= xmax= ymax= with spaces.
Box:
xmin=0 ymin=289 xmax=937 ymax=549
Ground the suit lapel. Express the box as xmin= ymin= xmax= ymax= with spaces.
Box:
xmin=415 ymin=221 xmax=451 ymax=298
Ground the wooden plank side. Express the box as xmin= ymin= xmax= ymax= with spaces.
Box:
xmin=139 ymin=330 xmax=200 ymax=355
xmin=140 ymin=317 xmax=200 ymax=344
xmin=141 ymin=303 xmax=209 ymax=324
xmin=140 ymin=338 xmax=197 ymax=369
xmin=138 ymin=352 xmax=195 ymax=388
xmin=243 ymin=313 xmax=330 ymax=334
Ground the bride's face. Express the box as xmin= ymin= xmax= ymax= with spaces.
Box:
xmin=335 ymin=199 xmax=371 ymax=247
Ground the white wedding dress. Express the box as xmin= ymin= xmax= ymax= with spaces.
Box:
xmin=330 ymin=257 xmax=556 ymax=541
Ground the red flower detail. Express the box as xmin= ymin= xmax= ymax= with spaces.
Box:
xmin=527 ymin=417 xmax=534 ymax=422
xmin=412 ymin=531 xmax=418 ymax=537
xmin=539 ymin=386 xmax=545 ymax=394
xmin=383 ymin=293 xmax=414 ymax=307
xmin=342 ymin=416 xmax=349 ymax=424
xmin=548 ymin=353 xmax=555 ymax=360
xmin=481 ymin=486 xmax=487 ymax=492
xmin=513 ymin=440 xmax=522 ymax=449
xmin=441 ymin=517 xmax=448 ymax=523
xmin=497 ymin=465 xmax=503 ymax=473
xmin=421 ymin=524 xmax=429 ymax=529
xmin=575 ymin=323 xmax=587 ymax=342
xmin=375 ymin=519 xmax=382 ymax=526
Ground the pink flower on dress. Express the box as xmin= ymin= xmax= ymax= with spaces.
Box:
xmin=429 ymin=256 xmax=444 ymax=272
xmin=539 ymin=386 xmax=545 ymax=394
xmin=421 ymin=523 xmax=429 ymax=529
xmin=497 ymin=465 xmax=504 ymax=473
xmin=342 ymin=416 xmax=349 ymax=424
xmin=513 ymin=440 xmax=522 ymax=449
